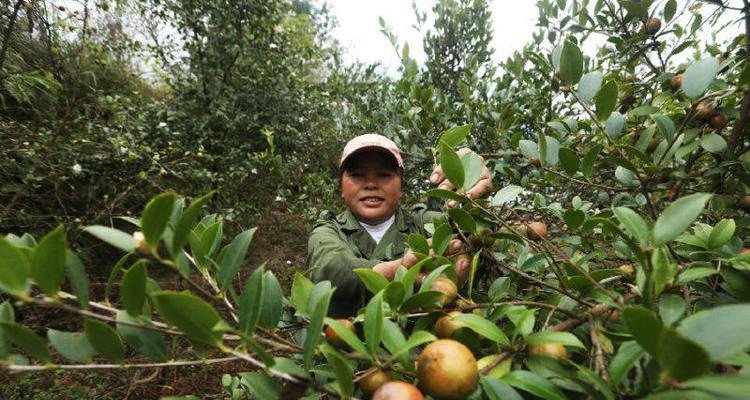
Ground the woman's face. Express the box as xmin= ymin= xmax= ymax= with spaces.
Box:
xmin=341 ymin=150 xmax=402 ymax=225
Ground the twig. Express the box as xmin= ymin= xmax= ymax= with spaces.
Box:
xmin=5 ymin=357 xmax=240 ymax=372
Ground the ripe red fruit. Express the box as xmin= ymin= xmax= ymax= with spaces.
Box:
xmin=417 ymin=339 xmax=479 ymax=400
xmin=526 ymin=222 xmax=548 ymax=241
xmin=710 ymin=113 xmax=728 ymax=129
xmin=324 ymin=319 xmax=355 ymax=348
xmin=372 ymin=381 xmax=424 ymax=400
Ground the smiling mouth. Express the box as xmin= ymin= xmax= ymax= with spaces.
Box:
xmin=360 ymin=196 xmax=384 ymax=205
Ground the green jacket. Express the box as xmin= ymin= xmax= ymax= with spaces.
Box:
xmin=306 ymin=205 xmax=441 ymax=317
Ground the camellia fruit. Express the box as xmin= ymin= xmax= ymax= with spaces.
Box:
xmin=670 ymin=74 xmax=683 ymax=91
xmin=739 ymin=196 xmax=750 ymax=210
xmin=526 ymin=222 xmax=548 ymax=241
xmin=132 ymin=231 xmax=151 ymax=257
xmin=529 ymin=157 xmax=541 ymax=167
xmin=710 ymin=113 xmax=728 ymax=129
xmin=417 ymin=339 xmax=479 ymax=400
xmin=324 ymin=319 xmax=355 ymax=348
xmin=644 ymin=17 xmax=662 ymax=34
xmin=372 ymin=381 xmax=424 ymax=400
xmin=527 ymin=343 xmax=568 ymax=359
xmin=359 ymin=367 xmax=390 ymax=395
xmin=695 ymin=101 xmax=716 ymax=120
xmin=430 ymin=276 xmax=458 ymax=305
xmin=435 ymin=311 xmax=466 ymax=339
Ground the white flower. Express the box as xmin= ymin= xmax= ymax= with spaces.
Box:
xmin=251 ymin=168 xmax=258 ymax=174
xmin=158 ymin=122 xmax=167 ymax=128
xmin=120 ymin=146 xmax=128 ymax=155
xmin=72 ymin=163 xmax=82 ymax=175
xmin=286 ymin=260 xmax=292 ymax=265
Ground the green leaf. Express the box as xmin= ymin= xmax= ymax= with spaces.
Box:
xmin=0 ymin=237 xmax=30 ymax=296
xmin=83 ymin=226 xmax=137 ymax=252
xmin=492 ymin=185 xmax=523 ymax=207
xmin=700 ymin=133 xmax=727 ymax=153
xmin=683 ymin=375 xmax=750 ymax=399
xmin=116 ymin=311 xmax=166 ymax=361
xmin=453 ymin=314 xmax=510 ymax=345
xmin=407 ymin=233 xmax=430 ymax=255
xmin=120 ymin=261 xmax=147 ymax=317
xmin=440 ymin=141 xmax=465 ymax=189
xmin=324 ymin=318 xmax=370 ymax=357
xmin=238 ymin=372 xmax=279 ymax=400
xmin=677 ymin=267 xmax=717 ymax=284
xmin=652 ymin=247 xmax=677 ymax=296
xmin=448 ymin=208 xmax=477 ymax=234
xmin=501 ymin=370 xmax=567 ymax=400
xmin=581 ymin=145 xmax=602 ymax=179
xmin=290 ymin=272 xmax=314 ymax=316
xmin=659 ymin=294 xmax=685 ymax=326
xmin=605 ymin=111 xmax=626 ymax=138
xmin=519 ymin=140 xmax=540 ymax=159
xmin=172 ymin=192 xmax=215 ymax=255
xmin=595 ymin=80 xmax=618 ymax=121
xmin=652 ymin=114 xmax=675 ymax=143
xmin=353 ymin=268 xmax=389 ymax=295
xmin=683 ymin=58 xmax=720 ymax=99
xmin=707 ymin=219 xmax=735 ymax=250
xmin=431 ymin=224 xmax=453 ymax=257
xmin=609 ymin=341 xmax=645 ymax=385
xmin=391 ymin=330 xmax=436 ymax=360
xmin=258 ymin=272 xmax=283 ymax=330
xmin=84 ymin=319 xmax=124 ymax=363
xmin=238 ymin=267 xmax=265 ymax=334
xmin=559 ymin=40 xmax=583 ymax=84
xmin=399 ymin=291 xmax=443 ymax=312
xmin=664 ymin=0 xmax=677 ymax=21
xmin=425 ymin=189 xmax=469 ymax=204
xmin=152 ymin=291 xmax=224 ymax=346
xmin=321 ymin=346 xmax=354 ymax=397
xmin=577 ymin=71 xmax=603 ymax=103
xmin=48 ymin=329 xmax=95 ymax=363
xmin=623 ymin=306 xmax=663 ymax=356
xmin=65 ymin=251 xmax=89 ymax=310
xmin=559 ymin=148 xmax=579 ymax=175
xmin=541 ymin=135 xmax=560 ymax=165
xmin=0 ymin=301 xmax=14 ymax=358
xmin=461 ymin=150 xmax=484 ymax=190
xmin=563 ymin=209 xmax=585 ymax=230
xmin=613 ymin=207 xmax=650 ymax=245
xmin=364 ymin=292 xmax=384 ymax=355
xmin=526 ymin=331 xmax=585 ymax=348
xmin=31 ymin=226 xmax=67 ymax=296
xmin=481 ymin=376 xmax=524 ymax=400
xmin=0 ymin=322 xmax=51 ymax=363
xmin=652 ymin=193 xmax=712 ymax=246
xmin=678 ymin=304 xmax=750 ymax=361
xmin=438 ymin=124 xmax=471 ymax=148
xmin=658 ymin=328 xmax=710 ymax=381
xmin=384 ymin=281 xmax=406 ymax=310
xmin=217 ymin=228 xmax=256 ymax=291
xmin=303 ymin=281 xmax=332 ymax=369
xmin=140 ymin=192 xmax=176 ymax=250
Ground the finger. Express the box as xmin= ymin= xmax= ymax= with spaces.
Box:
xmin=402 ymin=251 xmax=418 ymax=268
xmin=438 ymin=179 xmax=456 ymax=191
xmin=466 ymin=176 xmax=493 ymax=200
xmin=430 ymin=164 xmax=445 ymax=185
xmin=446 ymin=200 xmax=459 ymax=208
xmin=454 ymin=254 xmax=471 ymax=285
xmin=445 ymin=239 xmax=463 ymax=256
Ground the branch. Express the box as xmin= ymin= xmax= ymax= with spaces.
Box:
xmin=5 ymin=357 xmax=240 ymax=372
xmin=550 ymin=292 xmax=637 ymax=332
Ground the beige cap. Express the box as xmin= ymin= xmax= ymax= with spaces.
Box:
xmin=339 ymin=134 xmax=404 ymax=169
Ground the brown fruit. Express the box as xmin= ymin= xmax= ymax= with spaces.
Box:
xmin=644 ymin=17 xmax=662 ymax=35
xmin=526 ymin=222 xmax=548 ymax=241
xmin=647 ymin=138 xmax=660 ymax=152
xmin=324 ymin=319 xmax=355 ymax=348
xmin=608 ymin=310 xmax=622 ymax=322
xmin=435 ymin=311 xmax=467 ymax=339
xmin=360 ymin=367 xmax=390 ymax=395
xmin=372 ymin=381 xmax=424 ymax=400
xmin=670 ymin=74 xmax=683 ymax=91
xmin=619 ymin=264 xmax=635 ymax=276
xmin=695 ymin=101 xmax=716 ymax=120
xmin=528 ymin=343 xmax=568 ymax=359
xmin=710 ymin=113 xmax=728 ymax=129
xmin=417 ymin=339 xmax=479 ymax=400
xmin=529 ymin=157 xmax=541 ymax=167
xmin=623 ymin=74 xmax=636 ymax=83
xmin=431 ymin=276 xmax=458 ymax=306
xmin=739 ymin=196 xmax=750 ymax=210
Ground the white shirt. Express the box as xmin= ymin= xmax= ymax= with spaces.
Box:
xmin=359 ymin=215 xmax=395 ymax=244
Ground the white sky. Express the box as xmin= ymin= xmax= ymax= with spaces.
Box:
xmin=326 ymin=0 xmax=539 ymax=75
